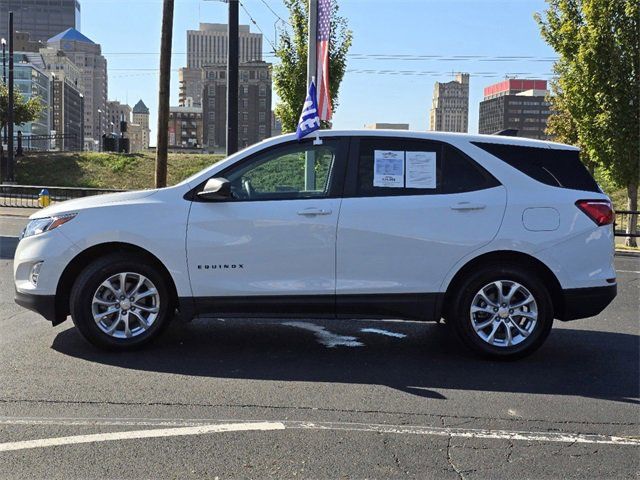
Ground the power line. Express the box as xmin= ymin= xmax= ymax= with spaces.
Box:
xmin=257 ymin=0 xmax=290 ymax=26
xmin=238 ymin=1 xmax=277 ymax=51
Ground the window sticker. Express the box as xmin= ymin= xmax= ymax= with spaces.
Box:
xmin=373 ymin=150 xmax=404 ymax=188
xmin=406 ymin=151 xmax=437 ymax=189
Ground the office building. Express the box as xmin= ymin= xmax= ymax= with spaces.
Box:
xmin=132 ymin=99 xmax=150 ymax=149
xmin=178 ymin=67 xmax=203 ymax=107
xmin=429 ymin=73 xmax=469 ymax=133
xmin=0 ymin=0 xmax=81 ymax=43
xmin=187 ymin=23 xmax=262 ymax=68
xmin=180 ymin=23 xmax=264 ymax=108
xmin=365 ymin=123 xmax=409 ymax=130
xmin=202 ymin=61 xmax=271 ymax=151
xmin=50 ymin=72 xmax=83 ymax=151
xmin=106 ymin=100 xmax=131 ymax=133
xmin=14 ymin=32 xmax=44 ymax=52
xmin=12 ymin=57 xmax=50 ymax=148
xmin=478 ymin=79 xmax=552 ymax=140
xmin=168 ymin=106 xmax=203 ymax=149
xmin=47 ymin=28 xmax=107 ymax=150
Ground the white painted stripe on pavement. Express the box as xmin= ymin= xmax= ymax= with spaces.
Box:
xmin=0 ymin=417 xmax=637 ymax=449
xmin=617 ymin=270 xmax=640 ymax=274
xmin=289 ymin=421 xmax=640 ymax=446
xmin=0 ymin=421 xmax=285 ymax=452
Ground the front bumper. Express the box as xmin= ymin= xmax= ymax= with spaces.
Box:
xmin=557 ymin=284 xmax=617 ymax=321
xmin=15 ymin=290 xmax=65 ymax=325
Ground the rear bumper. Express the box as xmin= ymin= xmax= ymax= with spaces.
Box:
xmin=15 ymin=290 xmax=65 ymax=325
xmin=557 ymin=284 xmax=617 ymax=321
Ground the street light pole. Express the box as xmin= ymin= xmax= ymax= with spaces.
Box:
xmin=1 ymin=38 xmax=5 ymax=148
xmin=7 ymin=11 xmax=14 ymax=182
xmin=97 ymin=109 xmax=102 ymax=151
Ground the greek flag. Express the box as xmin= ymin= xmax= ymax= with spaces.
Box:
xmin=296 ymin=79 xmax=321 ymax=140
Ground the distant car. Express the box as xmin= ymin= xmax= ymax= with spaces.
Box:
xmin=14 ymin=130 xmax=616 ymax=358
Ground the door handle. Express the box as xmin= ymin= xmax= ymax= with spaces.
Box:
xmin=297 ymin=208 xmax=332 ymax=216
xmin=450 ymin=202 xmax=486 ymax=211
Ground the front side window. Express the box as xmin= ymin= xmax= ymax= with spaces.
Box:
xmin=223 ymin=142 xmax=338 ymax=201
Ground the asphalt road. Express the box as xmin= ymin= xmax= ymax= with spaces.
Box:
xmin=0 ymin=214 xmax=638 ymax=479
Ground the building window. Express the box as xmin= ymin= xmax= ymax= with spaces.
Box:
xmin=258 ymin=112 xmax=265 ymax=122
xmin=259 ymin=84 xmax=266 ymax=97
xmin=242 ymin=99 xmax=249 ymax=108
xmin=259 ymin=98 xmax=266 ymax=109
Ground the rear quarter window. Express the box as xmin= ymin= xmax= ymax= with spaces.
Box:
xmin=472 ymin=142 xmax=601 ymax=193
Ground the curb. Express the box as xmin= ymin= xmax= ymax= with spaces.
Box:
xmin=615 ymin=250 xmax=640 ymax=258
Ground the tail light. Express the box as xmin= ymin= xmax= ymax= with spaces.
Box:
xmin=575 ymin=200 xmax=614 ymax=226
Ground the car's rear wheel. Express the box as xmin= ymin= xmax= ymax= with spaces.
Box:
xmin=70 ymin=253 xmax=174 ymax=349
xmin=448 ymin=265 xmax=553 ymax=359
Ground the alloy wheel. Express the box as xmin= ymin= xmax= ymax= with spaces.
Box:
xmin=469 ymin=280 xmax=538 ymax=348
xmin=91 ymin=272 xmax=160 ymax=339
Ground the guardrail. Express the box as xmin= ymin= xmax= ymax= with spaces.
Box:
xmin=614 ymin=210 xmax=639 ymax=238
xmin=0 ymin=184 xmax=124 ymax=208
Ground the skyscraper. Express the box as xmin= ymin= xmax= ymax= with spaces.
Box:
xmin=478 ymin=79 xmax=551 ymax=140
xmin=0 ymin=0 xmax=81 ymax=43
xmin=429 ymin=73 xmax=469 ymax=133
xmin=47 ymin=28 xmax=107 ymax=150
xmin=179 ymin=23 xmax=264 ymax=107
xmin=186 ymin=23 xmax=262 ymax=68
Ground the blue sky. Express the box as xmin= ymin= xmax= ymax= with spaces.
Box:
xmin=82 ymin=0 xmax=556 ymax=143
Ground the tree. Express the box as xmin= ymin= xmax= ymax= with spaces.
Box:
xmin=273 ymin=0 xmax=352 ymax=132
xmin=0 ymin=83 xmax=44 ymax=129
xmin=536 ymin=0 xmax=639 ymax=246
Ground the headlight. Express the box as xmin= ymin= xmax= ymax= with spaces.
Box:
xmin=20 ymin=213 xmax=77 ymax=239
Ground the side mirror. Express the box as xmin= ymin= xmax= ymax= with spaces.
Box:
xmin=197 ymin=177 xmax=232 ymax=201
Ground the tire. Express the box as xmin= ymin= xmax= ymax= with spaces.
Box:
xmin=70 ymin=253 xmax=174 ymax=350
xmin=448 ymin=265 xmax=553 ymax=360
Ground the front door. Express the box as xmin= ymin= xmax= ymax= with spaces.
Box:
xmin=186 ymin=138 xmax=348 ymax=317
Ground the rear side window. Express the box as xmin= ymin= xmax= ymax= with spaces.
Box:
xmin=472 ymin=142 xmax=601 ymax=192
xmin=355 ymin=138 xmax=499 ymax=197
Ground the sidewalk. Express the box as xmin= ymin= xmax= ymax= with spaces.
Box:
xmin=0 ymin=206 xmax=40 ymax=218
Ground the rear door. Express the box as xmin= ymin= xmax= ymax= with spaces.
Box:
xmin=335 ymin=136 xmax=507 ymax=320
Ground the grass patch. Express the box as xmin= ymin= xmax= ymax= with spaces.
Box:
xmin=16 ymin=151 xmax=223 ymax=190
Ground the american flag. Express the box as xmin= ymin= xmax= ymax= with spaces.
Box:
xmin=316 ymin=0 xmax=332 ymax=121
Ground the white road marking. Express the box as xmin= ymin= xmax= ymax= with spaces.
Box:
xmin=282 ymin=321 xmax=364 ymax=348
xmin=0 ymin=421 xmax=285 ymax=453
xmin=0 ymin=417 xmax=637 ymax=450
xmin=290 ymin=421 xmax=640 ymax=446
xmin=617 ymin=270 xmax=640 ymax=274
xmin=360 ymin=328 xmax=407 ymax=338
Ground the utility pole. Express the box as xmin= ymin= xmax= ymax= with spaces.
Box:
xmin=6 ymin=11 xmax=14 ymax=183
xmin=226 ymin=0 xmax=239 ymax=155
xmin=155 ymin=0 xmax=174 ymax=188
xmin=304 ymin=0 xmax=318 ymax=190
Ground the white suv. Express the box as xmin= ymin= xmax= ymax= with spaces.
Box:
xmin=13 ymin=130 xmax=617 ymax=358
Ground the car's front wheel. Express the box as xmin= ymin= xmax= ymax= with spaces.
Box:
xmin=70 ymin=253 xmax=174 ymax=349
xmin=448 ymin=265 xmax=553 ymax=359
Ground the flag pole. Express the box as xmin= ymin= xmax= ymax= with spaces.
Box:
xmin=304 ymin=0 xmax=318 ymax=190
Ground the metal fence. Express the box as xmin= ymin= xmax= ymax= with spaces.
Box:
xmin=5 ymin=134 xmax=82 ymax=152
xmin=614 ymin=210 xmax=639 ymax=238
xmin=0 ymin=184 xmax=123 ymax=208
